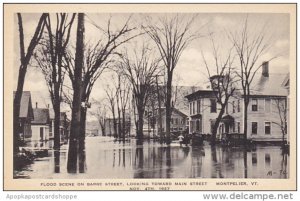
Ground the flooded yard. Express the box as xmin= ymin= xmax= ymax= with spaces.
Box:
xmin=14 ymin=136 xmax=289 ymax=179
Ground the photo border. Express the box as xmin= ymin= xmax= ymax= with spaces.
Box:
xmin=2 ymin=3 xmax=297 ymax=191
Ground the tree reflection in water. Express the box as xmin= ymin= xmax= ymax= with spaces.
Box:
xmin=15 ymin=137 xmax=289 ymax=179
xmin=54 ymin=150 xmax=60 ymax=173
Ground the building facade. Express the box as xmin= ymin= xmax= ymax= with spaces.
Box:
xmin=154 ymin=107 xmax=188 ymax=134
xmin=14 ymin=91 xmax=34 ymax=142
xmin=186 ymin=61 xmax=289 ymax=143
xmin=31 ymin=103 xmax=50 ymax=148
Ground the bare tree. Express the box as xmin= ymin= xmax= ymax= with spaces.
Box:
xmin=116 ymin=74 xmax=131 ymax=140
xmin=105 ymin=82 xmax=119 ymax=138
xmin=14 ymin=13 xmax=47 ymax=155
xmin=90 ymin=99 xmax=108 ymax=136
xmin=118 ymin=44 xmax=161 ymax=139
xmin=228 ymin=17 xmax=277 ymax=138
xmin=201 ymin=35 xmax=236 ymax=145
xmin=67 ymin=13 xmax=85 ymax=173
xmin=64 ymin=15 xmax=139 ymax=149
xmin=34 ymin=13 xmax=76 ymax=150
xmin=273 ymin=98 xmax=288 ymax=145
xmin=143 ymin=14 xmax=199 ymax=143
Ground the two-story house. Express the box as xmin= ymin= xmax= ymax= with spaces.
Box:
xmin=154 ymin=107 xmax=188 ymax=134
xmin=186 ymin=61 xmax=289 ymax=143
xmin=185 ymin=90 xmax=219 ymax=135
xmin=226 ymin=62 xmax=289 ymax=142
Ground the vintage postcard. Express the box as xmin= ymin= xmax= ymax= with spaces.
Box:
xmin=3 ymin=3 xmax=296 ymax=190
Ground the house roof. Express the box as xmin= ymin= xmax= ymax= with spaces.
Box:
xmin=185 ymin=73 xmax=289 ymax=100
xmin=249 ymin=73 xmax=288 ymax=97
xmin=185 ymin=90 xmax=216 ymax=100
xmin=13 ymin=91 xmax=34 ymax=119
xmin=32 ymin=108 xmax=50 ymax=125
xmin=156 ymin=107 xmax=188 ymax=118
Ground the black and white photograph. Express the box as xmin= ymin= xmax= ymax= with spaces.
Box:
xmin=3 ymin=3 xmax=296 ymax=191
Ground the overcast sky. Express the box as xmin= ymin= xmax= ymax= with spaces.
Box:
xmin=13 ymin=13 xmax=290 ymax=118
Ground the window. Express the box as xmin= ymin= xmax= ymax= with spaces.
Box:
xmin=265 ymin=98 xmax=271 ymax=112
xmin=225 ymin=103 xmax=228 ymax=114
xmin=232 ymin=122 xmax=235 ymax=132
xmin=252 ymin=122 xmax=258 ymax=134
xmin=181 ymin=119 xmax=185 ymax=125
xmin=265 ymin=122 xmax=271 ymax=135
xmin=193 ymin=101 xmax=196 ymax=115
xmin=189 ymin=102 xmax=192 ymax=115
xmin=210 ymin=99 xmax=217 ymax=113
xmin=232 ymin=101 xmax=235 ymax=113
xmin=265 ymin=154 xmax=271 ymax=166
xmin=49 ymin=121 xmax=52 ymax=133
xmin=171 ymin=118 xmax=173 ymax=124
xmin=252 ymin=153 xmax=257 ymax=165
xmin=196 ymin=120 xmax=200 ymax=131
xmin=175 ymin=118 xmax=178 ymax=125
xmin=197 ymin=100 xmax=201 ymax=114
xmin=40 ymin=127 xmax=44 ymax=141
xmin=237 ymin=122 xmax=241 ymax=133
xmin=252 ymin=99 xmax=258 ymax=111
xmin=237 ymin=100 xmax=241 ymax=112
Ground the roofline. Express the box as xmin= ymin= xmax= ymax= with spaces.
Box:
xmin=185 ymin=90 xmax=215 ymax=100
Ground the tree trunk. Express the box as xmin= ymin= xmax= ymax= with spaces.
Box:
xmin=122 ymin=110 xmax=126 ymax=141
xmin=14 ymin=13 xmax=46 ymax=155
xmin=156 ymin=76 xmax=163 ymax=141
xmin=165 ymin=72 xmax=173 ymax=144
xmin=136 ymin=105 xmax=144 ymax=140
xmin=117 ymin=107 xmax=121 ymax=139
xmin=53 ymin=90 xmax=60 ymax=150
xmin=112 ymin=113 xmax=117 ymax=138
xmin=13 ymin=75 xmax=24 ymax=155
xmin=79 ymin=107 xmax=86 ymax=152
xmin=211 ymin=106 xmax=225 ymax=145
xmin=243 ymin=99 xmax=249 ymax=140
xmin=100 ymin=125 xmax=105 ymax=136
xmin=67 ymin=13 xmax=84 ymax=173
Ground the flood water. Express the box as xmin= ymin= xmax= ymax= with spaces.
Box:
xmin=14 ymin=136 xmax=289 ymax=179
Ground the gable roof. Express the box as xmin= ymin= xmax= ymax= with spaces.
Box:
xmin=185 ymin=90 xmax=216 ymax=101
xmin=13 ymin=91 xmax=34 ymax=119
xmin=249 ymin=73 xmax=288 ymax=97
xmin=156 ymin=107 xmax=188 ymax=118
xmin=32 ymin=108 xmax=50 ymax=125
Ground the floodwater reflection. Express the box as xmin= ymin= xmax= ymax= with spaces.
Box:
xmin=15 ymin=136 xmax=289 ymax=179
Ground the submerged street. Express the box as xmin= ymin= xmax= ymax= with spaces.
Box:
xmin=15 ymin=136 xmax=289 ymax=179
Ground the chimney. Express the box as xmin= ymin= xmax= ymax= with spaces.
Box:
xmin=47 ymin=104 xmax=49 ymax=109
xmin=36 ymin=102 xmax=38 ymax=108
xmin=262 ymin=61 xmax=269 ymax=77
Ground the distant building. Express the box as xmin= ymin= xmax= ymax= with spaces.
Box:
xmin=31 ymin=102 xmax=50 ymax=148
xmin=104 ymin=117 xmax=131 ymax=137
xmin=154 ymin=107 xmax=188 ymax=134
xmin=14 ymin=91 xmax=34 ymax=142
xmin=186 ymin=61 xmax=289 ymax=143
xmin=49 ymin=111 xmax=70 ymax=144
